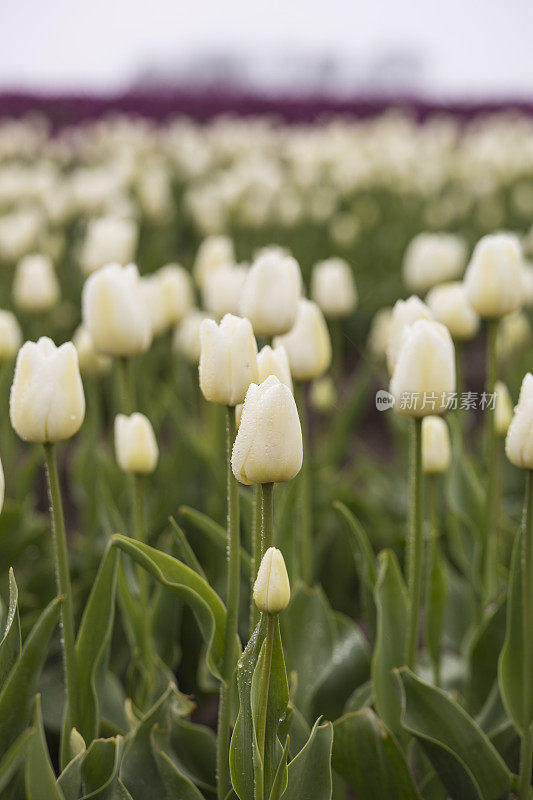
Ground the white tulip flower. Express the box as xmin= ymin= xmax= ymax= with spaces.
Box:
xmin=464 ymin=232 xmax=524 ymax=319
xmin=72 ymin=325 xmax=112 ymax=378
xmin=173 ymin=309 xmax=210 ymax=365
xmin=199 ymin=314 xmax=258 ymax=406
xmin=311 ymin=257 xmax=358 ymax=319
xmin=506 ymin=373 xmax=533 ymax=469
xmin=426 ymin=282 xmax=480 ymax=341
xmin=386 ymin=296 xmax=433 ymax=374
xmin=79 ymin=216 xmax=138 ymax=275
xmin=0 ymin=310 xmax=22 ymax=360
xmin=253 ymin=547 xmax=291 ymax=615
xmin=495 ymin=381 xmax=513 ymax=437
xmin=240 ymin=250 xmax=302 ymax=337
xmin=114 ymin=413 xmax=159 ymax=474
xmin=403 ymin=232 xmax=467 ymax=292
xmin=257 ymin=345 xmax=292 ymax=391
xmin=13 ymin=254 xmax=60 ymax=312
xmin=273 ymin=299 xmax=331 ymax=382
xmin=422 ymin=416 xmax=451 ymax=474
xmin=203 ymin=264 xmax=248 ymax=318
xmin=193 ymin=235 xmax=235 ymax=290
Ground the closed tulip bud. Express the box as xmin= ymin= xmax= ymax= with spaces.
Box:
xmin=422 ymin=416 xmax=451 ymax=474
xmin=203 ymin=264 xmax=248 ymax=318
xmin=310 ymin=376 xmax=337 ymax=413
xmin=253 ymin=547 xmax=290 ymax=615
xmin=199 ymin=314 xmax=258 ymax=406
xmin=240 ymin=251 xmax=302 ymax=337
xmin=79 ymin=216 xmax=138 ymax=275
xmin=390 ymin=320 xmax=456 ymax=417
xmin=231 ymin=375 xmax=303 ymax=485
xmin=495 ymin=381 xmax=513 ymax=437
xmin=506 ymin=374 xmax=533 ymax=469
xmin=0 ymin=310 xmax=22 ymax=360
xmin=273 ymin=299 xmax=331 ymax=382
xmin=13 ymin=254 xmax=60 ymax=312
xmin=257 ymin=345 xmax=292 ymax=391
xmin=10 ymin=337 xmax=85 ymax=443
xmin=114 ymin=413 xmax=159 ymax=474
xmin=497 ymin=311 xmax=531 ymax=360
xmin=193 ymin=235 xmax=235 ymax=290
xmin=426 ymin=282 xmax=480 ymax=341
xmin=157 ymin=264 xmax=194 ymax=326
xmin=403 ymin=233 xmax=467 ymax=292
xmin=464 ymin=233 xmax=524 ymax=318
xmin=173 ymin=309 xmax=210 ymax=365
xmin=72 ymin=325 xmax=111 ymax=378
xmin=386 ymin=296 xmax=433 ymax=374
xmin=82 ymin=263 xmax=152 ymax=357
xmin=311 ymin=257 xmax=358 ymax=319
xmin=367 ymin=307 xmax=393 ymax=360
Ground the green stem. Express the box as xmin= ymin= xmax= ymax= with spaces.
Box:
xmin=484 ymin=319 xmax=499 ymax=600
xmin=295 ymin=382 xmax=313 ymax=584
xmin=116 ymin=356 xmax=136 ymax=415
xmin=331 ymin=319 xmax=343 ymax=386
xmin=44 ymin=443 xmax=80 ymax=766
xmin=427 ymin=475 xmax=441 ymax=687
xmin=261 ymin=483 xmax=274 ymax=556
xmin=405 ymin=417 xmax=423 ymax=670
xmin=519 ymin=470 xmax=533 ymax=800
xmin=217 ymin=406 xmax=241 ymax=800
xmin=132 ymin=474 xmax=151 ymax=662
xmin=250 ymin=484 xmax=263 ymax=634
xmin=255 ymin=614 xmax=275 ymax=800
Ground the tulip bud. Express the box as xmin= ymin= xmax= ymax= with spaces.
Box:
xmin=193 ymin=235 xmax=235 ymax=290
xmin=72 ymin=325 xmax=111 ymax=378
xmin=13 ymin=254 xmax=60 ymax=312
xmin=79 ymin=216 xmax=138 ymax=275
xmin=114 ymin=413 xmax=159 ymax=474
xmin=495 ymin=381 xmax=513 ymax=437
xmin=257 ymin=345 xmax=292 ymax=391
xmin=426 ymin=282 xmax=480 ymax=341
xmin=422 ymin=416 xmax=451 ymax=474
xmin=203 ymin=264 xmax=248 ymax=318
xmin=10 ymin=337 xmax=85 ymax=443
xmin=311 ymin=257 xmax=358 ymax=319
xmin=386 ymin=296 xmax=433 ymax=374
xmin=157 ymin=264 xmax=194 ymax=326
xmin=464 ymin=233 xmax=524 ymax=319
xmin=231 ymin=375 xmax=303 ymax=485
xmin=497 ymin=311 xmax=531 ymax=360
xmin=390 ymin=320 xmax=456 ymax=417
xmin=173 ymin=309 xmax=210 ymax=365
xmin=367 ymin=307 xmax=393 ymax=360
xmin=0 ymin=310 xmax=22 ymax=361
xmin=82 ymin=263 xmax=152 ymax=357
xmin=240 ymin=250 xmax=302 ymax=337
xmin=403 ymin=233 xmax=467 ymax=293
xmin=253 ymin=547 xmax=290 ymax=615
xmin=199 ymin=314 xmax=258 ymax=406
xmin=310 ymin=376 xmax=337 ymax=413
xmin=506 ymin=373 xmax=533 ymax=469
xmin=273 ymin=299 xmax=331 ymax=382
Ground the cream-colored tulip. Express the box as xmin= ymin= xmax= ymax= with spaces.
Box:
xmin=497 ymin=311 xmax=531 ymax=360
xmin=311 ymin=257 xmax=358 ymax=319
xmin=390 ymin=320 xmax=456 ymax=417
xmin=13 ymin=254 xmax=60 ymax=312
xmin=79 ymin=216 xmax=138 ymax=275
xmin=0 ymin=310 xmax=22 ymax=360
xmin=240 ymin=250 xmax=302 ymax=337
xmin=495 ymin=381 xmax=513 ymax=437
xmin=157 ymin=264 xmax=194 ymax=326
xmin=253 ymin=547 xmax=290 ymax=615
xmin=310 ymin=376 xmax=337 ymax=413
xmin=199 ymin=314 xmax=258 ymax=406
xmin=257 ymin=345 xmax=292 ymax=391
xmin=422 ymin=416 xmax=451 ymax=474
xmin=114 ymin=413 xmax=159 ymax=474
xmin=426 ymin=282 xmax=480 ymax=341
xmin=403 ymin=233 xmax=467 ymax=292
xmin=72 ymin=325 xmax=112 ymax=378
xmin=231 ymin=375 xmax=302 ymax=485
xmin=273 ymin=299 xmax=331 ymax=382
xmin=10 ymin=337 xmax=85 ymax=442
xmin=386 ymin=296 xmax=433 ymax=374
xmin=367 ymin=307 xmax=393 ymax=360
xmin=464 ymin=232 xmax=524 ymax=318
xmin=506 ymin=373 xmax=533 ymax=469
xmin=173 ymin=309 xmax=210 ymax=364
xmin=82 ymin=263 xmax=152 ymax=356
xmin=193 ymin=235 xmax=235 ymax=290
xmin=203 ymin=264 xmax=247 ymax=318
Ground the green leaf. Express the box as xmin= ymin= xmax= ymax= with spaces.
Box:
xmin=113 ymin=534 xmax=234 ymax=680
xmin=164 ymin=714 xmax=217 ymax=792
xmin=79 ymin=737 xmax=126 ymax=800
xmin=0 ymin=569 xmax=21 ymax=691
xmin=269 ymin=737 xmax=289 ymax=800
xmin=396 ymin=668 xmax=511 ymax=800
xmin=281 ymin=720 xmax=333 ymax=800
xmin=332 ymin=709 xmax=421 ymax=800
xmin=0 ymin=596 xmax=61 ymax=755
xmin=151 ymin=730 xmax=205 ymax=800
xmin=424 ymin=539 xmax=449 ymax=685
xmin=169 ymin=517 xmax=207 ymax=579
xmin=333 ymin=501 xmax=377 ymax=590
xmin=467 ymin=598 xmax=506 ymax=716
xmin=179 ymin=505 xmax=252 ymax=575
xmin=76 ymin=545 xmax=119 ymax=744
xmin=371 ymin=550 xmax=408 ymax=736
xmin=25 ymin=695 xmax=65 ymax=800
xmin=0 ymin=728 xmax=33 ymax=794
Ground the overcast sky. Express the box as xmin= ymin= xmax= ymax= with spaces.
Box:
xmin=0 ymin=0 xmax=531 ymax=97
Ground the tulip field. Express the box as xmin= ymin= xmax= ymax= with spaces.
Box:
xmin=1 ymin=109 xmax=533 ymax=800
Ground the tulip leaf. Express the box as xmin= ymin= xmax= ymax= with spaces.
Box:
xmin=0 ymin=727 xmax=33 ymax=794
xmin=151 ymin=730 xmax=205 ymax=800
xmin=333 ymin=501 xmax=377 ymax=590
xmin=281 ymin=719 xmax=333 ymax=800
xmin=113 ymin=534 xmax=233 ymax=679
xmin=424 ymin=539 xmax=449 ymax=686
xmin=169 ymin=517 xmax=207 ymax=578
xmin=0 ymin=595 xmax=61 ymax=755
xmin=79 ymin=737 xmax=126 ymax=800
xmin=179 ymin=505 xmax=252 ymax=575
xmin=467 ymin=598 xmax=506 ymax=716
xmin=371 ymin=550 xmax=408 ymax=736
xmin=332 ymin=708 xmax=422 ymax=800
xmin=396 ymin=667 xmax=511 ymax=800
xmin=0 ymin=568 xmax=21 ymax=691
xmin=25 ymin=695 xmax=65 ymax=800
xmin=162 ymin=713 xmax=217 ymax=792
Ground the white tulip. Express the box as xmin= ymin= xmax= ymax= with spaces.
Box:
xmin=0 ymin=310 xmax=22 ymax=360
xmin=403 ymin=233 xmax=467 ymax=292
xmin=253 ymin=547 xmax=291 ymax=615
xmin=464 ymin=232 xmax=524 ymax=318
xmin=13 ymin=254 xmax=60 ymax=312
xmin=82 ymin=263 xmax=152 ymax=357
xmin=390 ymin=320 xmax=456 ymax=417
xmin=114 ymin=413 xmax=159 ymax=474
xmin=386 ymin=296 xmax=433 ymax=374
xmin=231 ymin=375 xmax=302 ymax=485
xmin=10 ymin=337 xmax=85 ymax=443
xmin=203 ymin=264 xmax=247 ymax=318
xmin=0 ymin=208 xmax=43 ymax=262
xmin=310 ymin=376 xmax=337 ymax=413
xmin=79 ymin=216 xmax=138 ymax=275
xmin=193 ymin=235 xmax=235 ymax=290
xmin=257 ymin=345 xmax=292 ymax=391
xmin=506 ymin=373 xmax=533 ymax=469
xmin=72 ymin=325 xmax=111 ymax=378
xmin=273 ymin=299 xmax=331 ymax=382
xmin=422 ymin=416 xmax=451 ymax=474
xmin=426 ymin=282 xmax=480 ymax=340
xmin=199 ymin=314 xmax=258 ymax=406
xmin=240 ymin=250 xmax=302 ymax=337
xmin=311 ymin=257 xmax=358 ymax=319
xmin=495 ymin=381 xmax=513 ymax=437
xmin=173 ymin=309 xmax=210 ymax=365
xmin=157 ymin=264 xmax=194 ymax=326
xmin=367 ymin=307 xmax=393 ymax=360
xmin=497 ymin=311 xmax=531 ymax=360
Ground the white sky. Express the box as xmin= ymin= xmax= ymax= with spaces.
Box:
xmin=0 ymin=0 xmax=532 ymax=97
